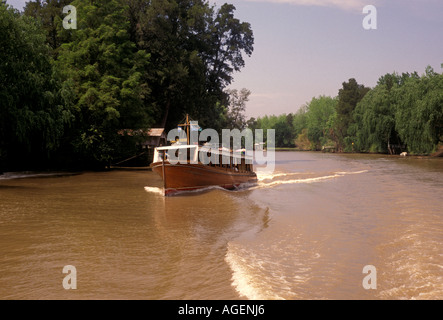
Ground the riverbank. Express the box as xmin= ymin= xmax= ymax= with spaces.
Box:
xmin=0 ymin=167 xmax=154 ymax=181
xmin=431 ymin=145 xmax=443 ymax=157
xmin=0 ymin=171 xmax=83 ymax=181
xmin=272 ymin=146 xmax=443 ymax=157
xmin=1 ymin=146 xmax=441 ymax=178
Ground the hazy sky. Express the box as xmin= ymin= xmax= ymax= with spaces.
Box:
xmin=6 ymin=0 xmax=443 ymax=118
xmin=222 ymin=0 xmax=443 ymax=118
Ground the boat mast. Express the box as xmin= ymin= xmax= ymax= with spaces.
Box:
xmin=178 ymin=114 xmax=191 ymax=145
xmin=186 ymin=114 xmax=190 ymax=145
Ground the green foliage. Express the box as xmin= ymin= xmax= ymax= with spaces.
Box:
xmin=23 ymin=0 xmax=72 ymax=55
xmin=292 ymin=105 xmax=308 ymax=137
xmin=206 ymin=3 xmax=254 ymax=89
xmin=252 ymin=114 xmax=295 ymax=148
xmin=130 ymin=0 xmax=254 ymax=132
xmin=226 ymin=88 xmax=251 ymax=130
xmin=294 ymin=128 xmax=310 ymax=150
xmin=4 ymin=0 xmax=440 ymax=171
xmin=335 ymin=78 xmax=370 ymax=151
xmin=2 ymin=0 xmax=254 ymax=170
xmin=393 ymin=67 xmax=443 ymax=154
xmin=305 ymin=96 xmax=337 ymax=150
xmin=250 ymin=96 xmax=337 ymax=149
xmin=55 ymin=0 xmax=152 ymax=166
xmin=251 ymin=68 xmax=441 ymax=154
xmin=352 ymin=82 xmax=395 ymax=153
xmin=352 ymin=69 xmax=442 ymax=155
xmin=0 ymin=3 xmax=73 ymax=170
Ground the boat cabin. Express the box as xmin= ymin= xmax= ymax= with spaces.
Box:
xmin=153 ymin=144 xmax=254 ymax=174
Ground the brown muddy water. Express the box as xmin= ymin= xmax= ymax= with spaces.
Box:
xmin=0 ymin=152 xmax=442 ymax=300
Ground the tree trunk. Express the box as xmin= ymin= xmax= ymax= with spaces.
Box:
xmin=161 ymin=99 xmax=170 ymax=129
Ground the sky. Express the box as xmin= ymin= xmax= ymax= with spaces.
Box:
xmin=6 ymin=0 xmax=443 ymax=118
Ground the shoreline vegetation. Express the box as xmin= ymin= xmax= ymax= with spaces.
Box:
xmin=0 ymin=1 xmax=254 ymax=172
xmin=249 ymin=73 xmax=443 ymax=158
xmin=1 ymin=147 xmax=442 ymax=179
xmin=1 ymin=1 xmax=442 ymax=173
xmin=272 ymin=147 xmax=443 ymax=157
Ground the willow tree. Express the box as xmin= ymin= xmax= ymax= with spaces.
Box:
xmin=352 ymin=69 xmax=442 ymax=155
xmin=0 ymin=3 xmax=73 ymax=170
xmin=394 ymin=67 xmax=443 ymax=154
xmin=351 ymin=73 xmax=403 ymax=153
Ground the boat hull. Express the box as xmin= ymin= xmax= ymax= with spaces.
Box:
xmin=151 ymin=162 xmax=257 ymax=195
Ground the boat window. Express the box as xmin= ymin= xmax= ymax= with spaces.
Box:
xmin=174 ymin=147 xmax=195 ymax=163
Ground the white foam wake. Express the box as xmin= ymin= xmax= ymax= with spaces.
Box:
xmin=144 ymin=186 xmax=164 ymax=196
xmin=144 ymin=184 xmax=236 ymax=196
xmin=256 ymin=171 xmax=303 ymax=181
xmin=255 ymin=170 xmax=368 ymax=189
xmin=144 ymin=171 xmax=368 ymax=195
xmin=225 ymin=243 xmax=287 ymax=300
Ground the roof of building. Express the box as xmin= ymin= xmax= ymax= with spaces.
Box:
xmin=118 ymin=128 xmax=165 ymax=137
xmin=147 ymin=128 xmax=165 ymax=137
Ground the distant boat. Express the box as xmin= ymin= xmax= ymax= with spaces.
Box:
xmin=150 ymin=116 xmax=257 ymax=195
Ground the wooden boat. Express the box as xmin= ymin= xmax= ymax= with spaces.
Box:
xmin=150 ymin=116 xmax=257 ymax=195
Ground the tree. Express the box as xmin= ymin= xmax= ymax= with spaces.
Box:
xmin=198 ymin=3 xmax=254 ymax=132
xmin=305 ymin=95 xmax=337 ymax=150
xmin=56 ymin=0 xmax=152 ymax=167
xmin=226 ymin=88 xmax=250 ymax=130
xmin=352 ymin=81 xmax=397 ymax=153
xmin=255 ymin=114 xmax=295 ymax=147
xmin=205 ymin=4 xmax=254 ymax=91
xmin=394 ymin=67 xmax=443 ymax=154
xmin=275 ymin=114 xmax=296 ymax=147
xmin=131 ymin=0 xmax=201 ymax=129
xmin=246 ymin=117 xmax=257 ymax=129
xmin=0 ymin=3 xmax=73 ymax=170
xmin=131 ymin=0 xmax=254 ymax=131
xmin=292 ymin=105 xmax=307 ymax=137
xmin=351 ymin=68 xmax=442 ymax=155
xmin=24 ymin=0 xmax=72 ymax=55
xmin=335 ymin=78 xmax=370 ymax=151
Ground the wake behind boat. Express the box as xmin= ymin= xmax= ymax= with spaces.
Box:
xmin=150 ymin=116 xmax=257 ymax=195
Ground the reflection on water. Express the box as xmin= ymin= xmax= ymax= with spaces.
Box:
xmin=0 ymin=152 xmax=442 ymax=299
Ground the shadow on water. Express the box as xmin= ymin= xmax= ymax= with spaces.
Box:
xmin=164 ymin=183 xmax=258 ymax=198
xmin=0 ymin=171 xmax=81 ymax=181
xmin=259 ymin=159 xmax=316 ymax=165
xmin=277 ymin=159 xmax=316 ymax=164
xmin=0 ymin=185 xmax=30 ymax=190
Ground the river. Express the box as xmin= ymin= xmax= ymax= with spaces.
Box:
xmin=0 ymin=152 xmax=442 ymax=300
